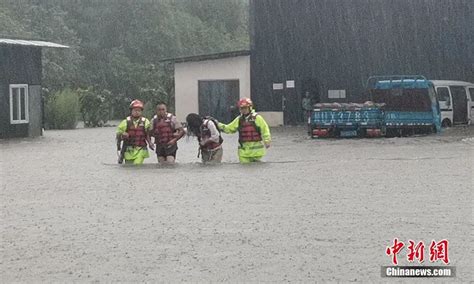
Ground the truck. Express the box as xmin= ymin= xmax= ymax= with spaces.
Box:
xmin=310 ymin=102 xmax=385 ymax=138
xmin=310 ymin=75 xmax=442 ymax=138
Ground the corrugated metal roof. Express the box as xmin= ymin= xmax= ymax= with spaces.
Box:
xmin=0 ymin=38 xmax=69 ymax=48
xmin=160 ymin=50 xmax=250 ymax=63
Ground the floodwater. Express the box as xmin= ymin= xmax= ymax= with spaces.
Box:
xmin=1 ymin=125 xmax=473 ymax=282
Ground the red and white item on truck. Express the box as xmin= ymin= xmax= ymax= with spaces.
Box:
xmin=312 ymin=128 xmax=329 ymax=137
xmin=366 ymin=128 xmax=382 ymax=137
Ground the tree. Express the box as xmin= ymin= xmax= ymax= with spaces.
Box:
xmin=2 ymin=0 xmax=250 ymax=121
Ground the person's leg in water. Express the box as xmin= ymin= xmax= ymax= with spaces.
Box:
xmin=238 ymin=145 xmax=263 ymax=164
xmin=201 ymin=148 xmax=223 ymax=163
xmin=239 ymin=155 xmax=262 ymax=164
xmin=239 ymin=156 xmax=251 ymax=164
xmin=133 ymin=156 xmax=145 ymax=165
xmin=157 ymin=155 xmax=166 ymax=164
xmin=156 ymin=144 xmax=176 ymax=164
xmin=157 ymin=152 xmax=176 ymax=164
xmin=164 ymin=145 xmax=177 ymax=164
xmin=212 ymin=148 xmax=223 ymax=163
xmin=124 ymin=148 xmax=147 ymax=165
xmin=124 ymin=157 xmax=145 ymax=165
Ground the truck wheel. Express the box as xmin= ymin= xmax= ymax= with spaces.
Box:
xmin=441 ymin=119 xmax=451 ymax=128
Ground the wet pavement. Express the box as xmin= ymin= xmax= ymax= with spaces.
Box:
xmin=1 ymin=125 xmax=473 ymax=282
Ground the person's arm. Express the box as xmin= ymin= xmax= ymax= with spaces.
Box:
xmin=149 ymin=117 xmax=155 ymax=144
xmin=168 ymin=116 xmax=185 ymax=145
xmin=200 ymin=120 xmax=220 ymax=146
xmin=218 ymin=116 xmax=240 ymax=134
xmin=144 ymin=118 xmax=154 ymax=150
xmin=116 ymin=119 xmax=128 ymax=139
xmin=174 ymin=119 xmax=185 ymax=140
xmin=255 ymin=115 xmax=271 ymax=148
xmin=116 ymin=119 xmax=128 ymax=152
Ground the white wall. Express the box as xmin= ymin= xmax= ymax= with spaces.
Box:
xmin=174 ymin=55 xmax=250 ymax=123
xmin=258 ymin=112 xmax=284 ymax=127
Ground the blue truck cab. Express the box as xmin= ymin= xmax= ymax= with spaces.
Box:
xmin=367 ymin=75 xmax=441 ymax=136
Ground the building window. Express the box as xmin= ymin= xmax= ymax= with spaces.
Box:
xmin=328 ymin=89 xmax=346 ymax=99
xmin=9 ymin=84 xmax=29 ymax=124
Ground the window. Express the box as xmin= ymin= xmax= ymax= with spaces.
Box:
xmin=328 ymin=90 xmax=346 ymax=99
xmin=9 ymin=84 xmax=29 ymax=124
xmin=469 ymin=88 xmax=474 ymax=101
xmin=436 ymin=87 xmax=450 ymax=102
xmin=450 ymin=86 xmax=467 ymax=101
xmin=371 ymin=88 xmax=432 ymax=112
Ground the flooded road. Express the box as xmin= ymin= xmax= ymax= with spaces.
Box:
xmin=1 ymin=126 xmax=473 ymax=282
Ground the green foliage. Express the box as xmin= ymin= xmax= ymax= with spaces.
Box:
xmin=2 ymin=2 xmax=84 ymax=90
xmin=0 ymin=8 xmax=30 ymax=37
xmin=1 ymin=0 xmax=249 ymax=125
xmin=143 ymin=101 xmax=156 ymax=120
xmin=78 ymin=87 xmax=114 ymax=127
xmin=44 ymin=88 xmax=79 ymax=129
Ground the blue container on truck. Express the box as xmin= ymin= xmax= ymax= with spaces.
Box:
xmin=310 ymin=103 xmax=385 ymax=138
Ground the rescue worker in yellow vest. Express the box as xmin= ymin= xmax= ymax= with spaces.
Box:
xmin=151 ymin=102 xmax=185 ymax=164
xmin=218 ymin=98 xmax=271 ymax=163
xmin=116 ymin=100 xmax=154 ymax=165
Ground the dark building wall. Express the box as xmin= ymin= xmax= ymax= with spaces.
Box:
xmin=0 ymin=46 xmax=42 ymax=138
xmin=250 ymin=0 xmax=474 ymax=122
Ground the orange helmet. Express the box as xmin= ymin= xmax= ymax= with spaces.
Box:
xmin=129 ymin=99 xmax=144 ymax=110
xmin=237 ymin=98 xmax=253 ymax=108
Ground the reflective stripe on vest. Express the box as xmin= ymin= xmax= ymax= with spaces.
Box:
xmin=238 ymin=114 xmax=262 ymax=143
xmin=238 ymin=144 xmax=264 ymax=150
xmin=153 ymin=113 xmax=174 ymax=145
xmin=126 ymin=116 xmax=147 ymax=147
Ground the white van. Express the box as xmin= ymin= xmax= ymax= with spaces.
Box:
xmin=431 ymin=80 xmax=474 ymax=127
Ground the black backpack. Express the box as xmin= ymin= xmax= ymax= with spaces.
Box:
xmin=203 ymin=116 xmax=224 ymax=144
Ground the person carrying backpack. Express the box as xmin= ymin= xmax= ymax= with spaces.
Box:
xmin=186 ymin=113 xmax=223 ymax=163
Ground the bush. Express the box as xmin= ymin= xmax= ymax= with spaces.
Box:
xmin=143 ymin=101 xmax=156 ymax=119
xmin=78 ymin=87 xmax=111 ymax=127
xmin=139 ymin=86 xmax=174 ymax=119
xmin=44 ymin=88 xmax=79 ymax=129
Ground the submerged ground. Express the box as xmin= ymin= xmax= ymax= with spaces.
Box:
xmin=1 ymin=125 xmax=472 ymax=282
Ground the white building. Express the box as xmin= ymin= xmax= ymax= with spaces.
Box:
xmin=165 ymin=50 xmax=283 ymax=126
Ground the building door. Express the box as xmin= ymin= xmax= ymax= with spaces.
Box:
xmin=198 ymin=80 xmax=240 ymax=123
xmin=273 ymin=82 xmax=300 ymax=125
xmin=301 ymin=78 xmax=321 ymax=104
xmin=450 ymin=86 xmax=468 ymax=124
xmin=283 ymin=88 xmax=299 ymax=125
